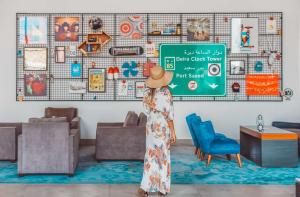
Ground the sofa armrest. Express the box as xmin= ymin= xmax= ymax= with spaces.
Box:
xmin=18 ymin=135 xmax=22 ymax=174
xmin=69 ymin=129 xmax=79 ymax=175
xmin=71 ymin=117 xmax=80 ymax=129
xmin=97 ymin=122 xmax=124 ymax=127
xmin=272 ymin=121 xmax=300 ymax=129
xmin=0 ymin=127 xmax=17 ymax=161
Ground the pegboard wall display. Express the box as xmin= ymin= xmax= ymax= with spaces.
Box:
xmin=16 ymin=12 xmax=283 ymax=102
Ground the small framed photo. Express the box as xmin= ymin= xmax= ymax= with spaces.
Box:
xmin=230 ymin=60 xmax=245 ymax=75
xmin=24 ymin=47 xmax=48 ymax=71
xmin=135 ymin=81 xmax=146 ymax=98
xmin=88 ymin=68 xmax=106 ymax=93
xmin=55 ymin=46 xmax=65 ymax=63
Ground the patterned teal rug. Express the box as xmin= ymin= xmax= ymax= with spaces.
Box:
xmin=0 ymin=146 xmax=298 ymax=184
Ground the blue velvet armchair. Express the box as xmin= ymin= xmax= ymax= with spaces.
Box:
xmin=186 ymin=113 xmax=226 ymax=159
xmin=191 ymin=120 xmax=242 ymax=167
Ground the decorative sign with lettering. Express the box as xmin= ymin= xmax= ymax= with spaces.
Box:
xmin=160 ymin=43 xmax=226 ymax=96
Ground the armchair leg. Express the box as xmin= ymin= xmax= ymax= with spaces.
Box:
xmin=206 ymin=154 xmax=212 ymax=167
xmin=226 ymin=154 xmax=231 ymax=161
xmin=194 ymin=147 xmax=198 ymax=155
xmin=201 ymin=152 xmax=206 ymax=161
xmin=236 ymin=154 xmax=242 ymax=168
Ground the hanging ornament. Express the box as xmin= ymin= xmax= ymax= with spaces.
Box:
xmin=256 ymin=114 xmax=264 ymax=132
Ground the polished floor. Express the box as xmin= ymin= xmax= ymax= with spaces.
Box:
xmin=0 ymin=141 xmax=297 ymax=196
xmin=0 ymin=141 xmax=298 ymax=184
xmin=0 ymin=184 xmax=295 ymax=197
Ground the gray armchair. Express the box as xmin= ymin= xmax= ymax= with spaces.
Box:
xmin=18 ymin=122 xmax=79 ymax=176
xmin=44 ymin=107 xmax=80 ymax=138
xmin=96 ymin=112 xmax=147 ymax=161
xmin=0 ymin=123 xmax=22 ymax=161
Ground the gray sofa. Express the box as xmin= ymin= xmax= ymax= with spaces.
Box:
xmin=96 ymin=111 xmax=147 ymax=161
xmin=18 ymin=122 xmax=79 ymax=176
xmin=0 ymin=123 xmax=22 ymax=161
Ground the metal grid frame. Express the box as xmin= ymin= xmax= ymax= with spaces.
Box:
xmin=16 ymin=12 xmax=283 ymax=102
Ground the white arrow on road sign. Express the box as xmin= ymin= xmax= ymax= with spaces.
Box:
xmin=168 ymin=83 xmax=177 ymax=89
xmin=209 ymin=83 xmax=218 ymax=89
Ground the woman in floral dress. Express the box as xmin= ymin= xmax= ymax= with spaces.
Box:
xmin=138 ymin=66 xmax=176 ymax=196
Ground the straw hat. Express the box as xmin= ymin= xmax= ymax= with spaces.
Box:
xmin=145 ymin=65 xmax=173 ymax=88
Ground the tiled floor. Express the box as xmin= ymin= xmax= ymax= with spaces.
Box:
xmin=0 ymin=184 xmax=295 ymax=197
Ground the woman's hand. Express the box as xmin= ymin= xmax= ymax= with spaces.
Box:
xmin=170 ymin=129 xmax=176 ymax=145
xmin=168 ymin=120 xmax=176 ymax=145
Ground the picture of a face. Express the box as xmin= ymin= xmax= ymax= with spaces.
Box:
xmin=55 ymin=17 xmax=80 ymax=41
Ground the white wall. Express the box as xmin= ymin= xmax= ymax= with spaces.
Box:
xmin=0 ymin=0 xmax=299 ymax=139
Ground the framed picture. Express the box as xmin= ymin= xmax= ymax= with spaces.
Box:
xmin=231 ymin=18 xmax=259 ymax=53
xmin=230 ymin=60 xmax=245 ymax=75
xmin=135 ymin=81 xmax=146 ymax=98
xmin=187 ymin=18 xmax=210 ymax=41
xmin=55 ymin=46 xmax=65 ymax=63
xmin=24 ymin=47 xmax=47 ymax=71
xmin=19 ymin=16 xmax=48 ymax=44
xmin=55 ymin=17 xmax=80 ymax=41
xmin=88 ymin=68 xmax=105 ymax=92
xmin=24 ymin=74 xmax=47 ymax=96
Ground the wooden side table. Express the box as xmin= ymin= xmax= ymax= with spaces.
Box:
xmin=240 ymin=126 xmax=298 ymax=167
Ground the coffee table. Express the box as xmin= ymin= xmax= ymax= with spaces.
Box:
xmin=240 ymin=126 xmax=298 ymax=167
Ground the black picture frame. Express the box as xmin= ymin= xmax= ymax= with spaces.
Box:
xmin=230 ymin=60 xmax=246 ymax=75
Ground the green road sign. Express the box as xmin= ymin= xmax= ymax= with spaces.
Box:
xmin=160 ymin=43 xmax=227 ymax=96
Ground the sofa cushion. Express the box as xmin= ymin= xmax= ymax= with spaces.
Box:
xmin=29 ymin=117 xmax=68 ymax=123
xmin=138 ymin=113 xmax=147 ymax=126
xmin=123 ymin=111 xmax=139 ymax=127
xmin=0 ymin=123 xmax=22 ymax=135
xmin=209 ymin=138 xmax=240 ymax=154
xmin=45 ymin=107 xmax=77 ymax=122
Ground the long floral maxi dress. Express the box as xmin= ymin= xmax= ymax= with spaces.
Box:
xmin=140 ymin=87 xmax=174 ymax=194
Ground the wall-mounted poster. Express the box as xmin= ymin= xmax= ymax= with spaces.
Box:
xmin=24 ymin=47 xmax=47 ymax=71
xmin=69 ymin=81 xmax=86 ymax=94
xmin=231 ymin=18 xmax=258 ymax=53
xmin=246 ymin=74 xmax=279 ymax=96
xmin=266 ymin=19 xmax=277 ymax=34
xmin=19 ymin=16 xmax=48 ymax=44
xmin=160 ymin=43 xmax=226 ymax=96
xmin=119 ymin=16 xmax=144 ymax=39
xmin=187 ymin=18 xmax=210 ymax=41
xmin=55 ymin=46 xmax=65 ymax=63
xmin=55 ymin=17 xmax=80 ymax=41
xmin=118 ymin=80 xmax=128 ymax=96
xmin=24 ymin=74 xmax=47 ymax=96
xmin=71 ymin=62 xmax=82 ymax=77
xmin=88 ymin=68 xmax=105 ymax=92
xmin=135 ymin=81 xmax=146 ymax=98
xmin=230 ymin=60 xmax=245 ymax=75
